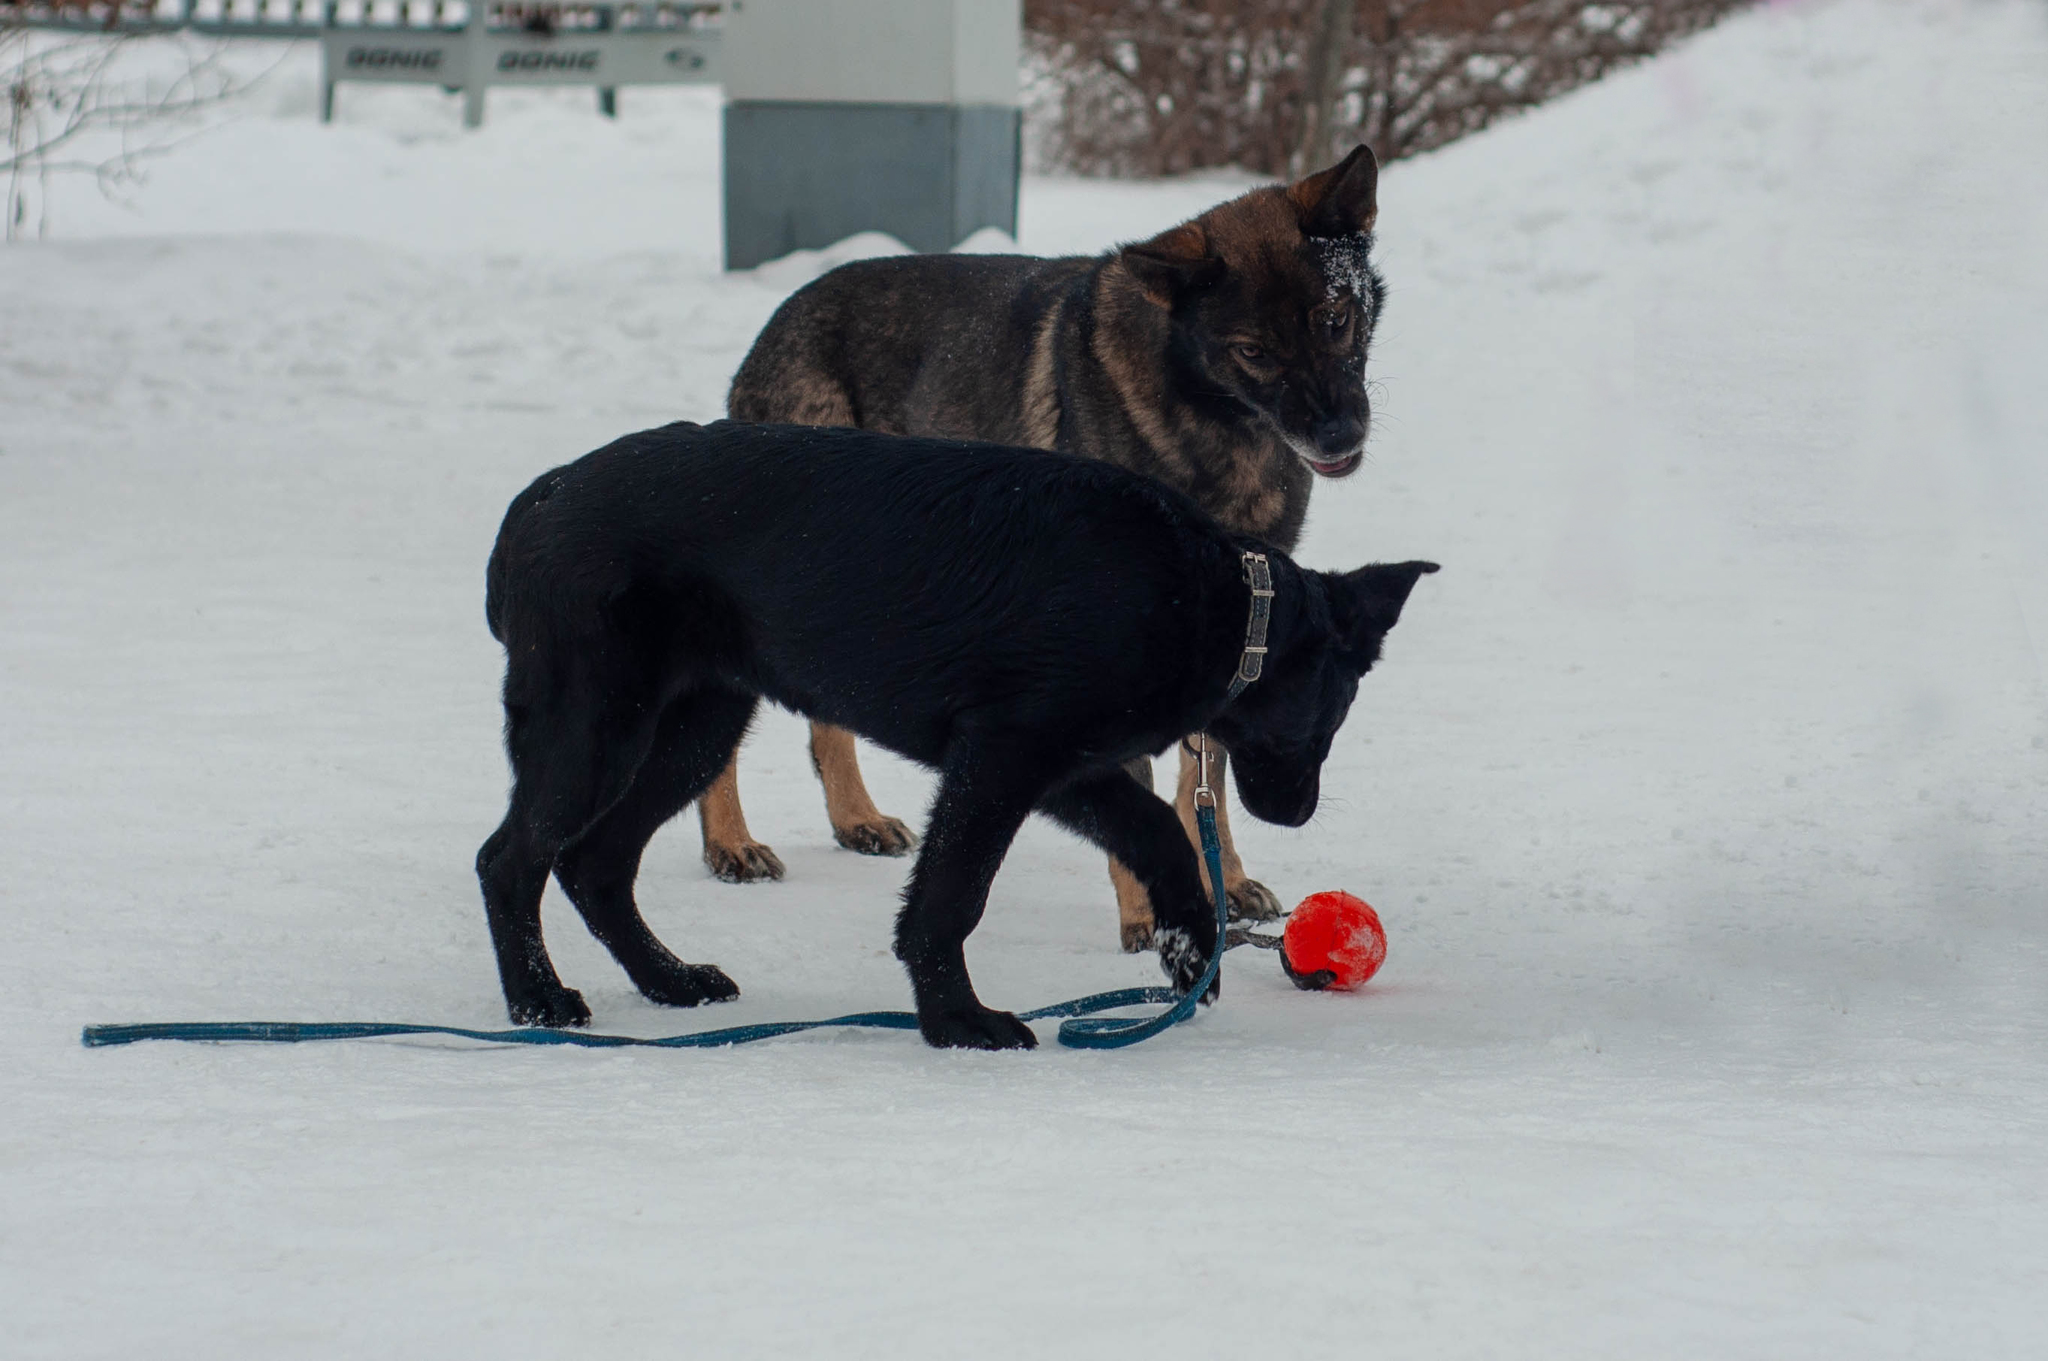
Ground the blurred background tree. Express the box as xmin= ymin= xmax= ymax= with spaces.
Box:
xmin=3 ymin=23 xmax=253 ymax=240
xmin=1023 ymin=0 xmax=1752 ymax=176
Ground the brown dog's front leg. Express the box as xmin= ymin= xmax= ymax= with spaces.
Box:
xmin=1108 ymin=858 xmax=1156 ymax=952
xmin=810 ymin=722 xmax=918 ymax=857
xmin=1174 ymin=739 xmax=1284 ymax=922
xmin=696 ymin=756 xmax=786 ymax=883
xmin=1106 ymin=755 xmax=1158 ymax=951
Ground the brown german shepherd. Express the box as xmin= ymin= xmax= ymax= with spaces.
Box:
xmin=702 ymin=147 xmax=1386 ymax=951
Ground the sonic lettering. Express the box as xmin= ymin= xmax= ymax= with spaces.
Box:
xmin=497 ymin=51 xmax=601 ymax=73
xmin=345 ymin=48 xmax=445 ymax=72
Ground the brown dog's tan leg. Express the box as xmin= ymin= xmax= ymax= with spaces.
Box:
xmin=1108 ymin=857 xmax=1156 ymax=952
xmin=1175 ymin=739 xmax=1284 ymax=922
xmin=809 ymin=722 xmax=918 ymax=856
xmin=697 ymin=756 xmax=786 ymax=883
xmin=1103 ymin=756 xmax=1158 ymax=951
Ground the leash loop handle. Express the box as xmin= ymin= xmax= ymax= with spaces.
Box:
xmin=1054 ymin=798 xmax=1230 ymax=1050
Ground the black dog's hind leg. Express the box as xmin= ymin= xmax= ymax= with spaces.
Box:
xmin=477 ymin=664 xmax=667 ymax=1028
xmin=895 ymin=740 xmax=1055 ymax=1051
xmin=552 ymin=688 xmax=758 ymax=1009
xmin=1041 ymin=771 xmax=1220 ymax=1001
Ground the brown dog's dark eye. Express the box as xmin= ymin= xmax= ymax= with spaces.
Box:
xmin=1234 ymin=343 xmax=1266 ymax=363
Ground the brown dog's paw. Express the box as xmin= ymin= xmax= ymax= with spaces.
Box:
xmin=1120 ymin=920 xmax=1155 ymax=953
xmin=704 ymin=839 xmax=786 ymax=883
xmin=1226 ymin=877 xmax=1284 ymax=923
xmin=832 ymin=816 xmax=918 ymax=857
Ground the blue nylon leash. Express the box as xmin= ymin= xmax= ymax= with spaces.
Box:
xmin=81 ymin=802 xmax=1231 ymax=1055
xmin=1052 ymin=796 xmax=1227 ymax=1049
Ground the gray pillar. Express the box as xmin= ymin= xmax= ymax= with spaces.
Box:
xmin=720 ymin=0 xmax=1020 ymax=270
xmin=462 ymin=1 xmax=487 ymax=129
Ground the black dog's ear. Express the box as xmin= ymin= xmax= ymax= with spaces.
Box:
xmin=1120 ymin=223 xmax=1226 ymax=307
xmin=1289 ymin=145 xmax=1379 ymax=239
xmin=1331 ymin=560 xmax=1438 ymax=657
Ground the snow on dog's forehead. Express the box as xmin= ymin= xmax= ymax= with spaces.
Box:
xmin=1309 ymin=232 xmax=1379 ymax=307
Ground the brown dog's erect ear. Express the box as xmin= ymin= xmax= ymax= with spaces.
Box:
xmin=1119 ymin=223 xmax=1225 ymax=307
xmin=1334 ymin=560 xmax=1438 ymax=655
xmin=1289 ymin=145 xmax=1380 ymax=239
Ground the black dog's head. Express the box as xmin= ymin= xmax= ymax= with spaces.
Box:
xmin=1118 ymin=146 xmax=1385 ymax=479
xmin=1208 ymin=559 xmax=1437 ymax=827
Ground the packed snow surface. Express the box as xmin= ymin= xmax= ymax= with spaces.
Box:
xmin=4 ymin=1 xmax=2046 ymax=1355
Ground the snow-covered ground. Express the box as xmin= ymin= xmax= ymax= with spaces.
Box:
xmin=4 ymin=0 xmax=2046 ymax=1354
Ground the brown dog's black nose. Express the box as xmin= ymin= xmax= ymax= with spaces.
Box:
xmin=1313 ymin=415 xmax=1364 ymax=457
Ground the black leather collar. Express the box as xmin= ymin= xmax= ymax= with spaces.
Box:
xmin=1226 ymin=551 xmax=1274 ymax=700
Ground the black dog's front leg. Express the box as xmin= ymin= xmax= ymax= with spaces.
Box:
xmin=1039 ymin=771 xmax=1220 ymax=1002
xmin=895 ymin=744 xmax=1050 ymax=1050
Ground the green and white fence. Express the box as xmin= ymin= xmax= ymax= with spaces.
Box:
xmin=3 ymin=0 xmax=1019 ymax=269
xmin=0 ymin=0 xmax=724 ymax=126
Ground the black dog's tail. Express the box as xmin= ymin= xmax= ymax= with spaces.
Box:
xmin=484 ymin=540 xmax=509 ymax=644
xmin=485 ymin=471 xmax=565 ymax=645
xmin=483 ymin=517 xmax=516 ymax=645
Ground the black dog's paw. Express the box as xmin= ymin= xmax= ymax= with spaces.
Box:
xmin=1225 ymin=877 xmax=1284 ymax=923
xmin=1120 ymin=919 xmax=1155 ymax=953
xmin=637 ymin=963 xmax=740 ymax=1008
xmin=507 ymin=984 xmax=591 ymax=1028
xmin=918 ymin=1005 xmax=1038 ymax=1051
xmin=1155 ymin=927 xmax=1221 ymax=1005
xmin=832 ymin=816 xmax=919 ymax=858
xmin=704 ymin=838 xmax=786 ymax=884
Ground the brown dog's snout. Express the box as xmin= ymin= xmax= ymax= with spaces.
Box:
xmin=1313 ymin=412 xmax=1366 ymax=458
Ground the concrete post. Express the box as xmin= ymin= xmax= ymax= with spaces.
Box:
xmin=720 ymin=0 xmax=1021 ymax=270
xmin=462 ymin=1 xmax=487 ymax=129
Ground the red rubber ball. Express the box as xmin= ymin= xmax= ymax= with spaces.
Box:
xmin=1282 ymin=891 xmax=1387 ymax=989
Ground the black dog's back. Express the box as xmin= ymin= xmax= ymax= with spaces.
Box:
xmin=489 ymin=420 xmax=1246 ymax=772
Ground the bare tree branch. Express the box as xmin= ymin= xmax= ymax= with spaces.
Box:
xmin=3 ymin=25 xmax=265 ymax=239
xmin=1025 ymin=0 xmax=1754 ymax=176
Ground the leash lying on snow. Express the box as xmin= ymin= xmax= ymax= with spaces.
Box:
xmin=82 ymin=553 xmax=1277 ymax=1055
xmin=82 ymin=802 xmax=1228 ymax=1054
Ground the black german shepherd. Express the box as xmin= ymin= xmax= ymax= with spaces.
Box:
xmin=702 ymin=147 xmax=1388 ymax=952
xmin=477 ymin=421 xmax=1434 ymax=1049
